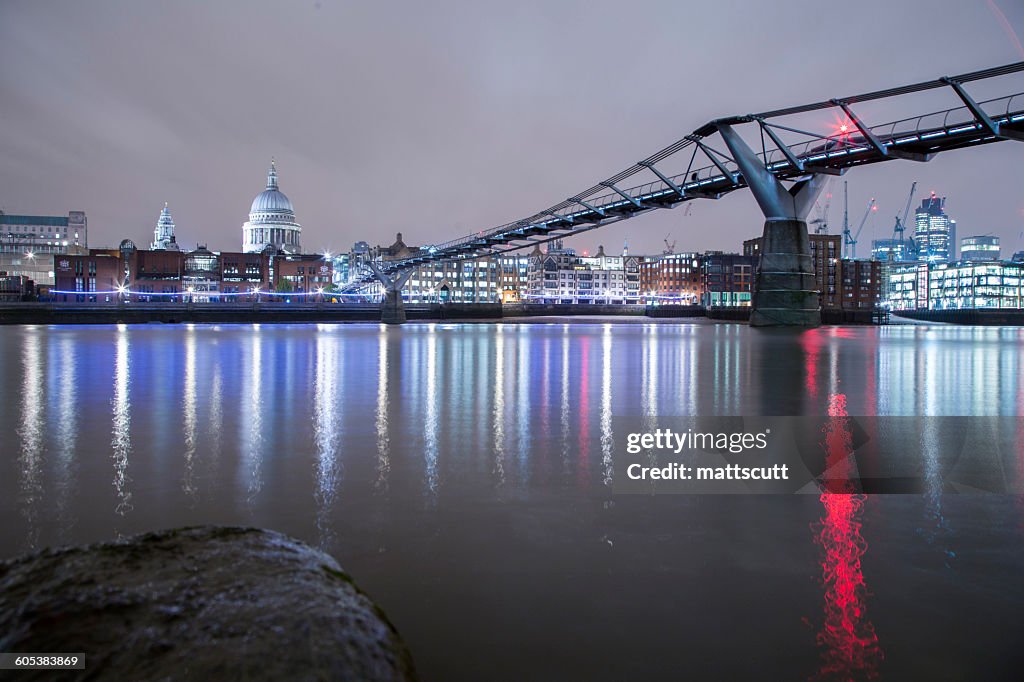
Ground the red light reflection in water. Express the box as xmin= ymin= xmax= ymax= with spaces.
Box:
xmin=813 ymin=393 xmax=882 ymax=681
xmin=801 ymin=329 xmax=824 ymax=398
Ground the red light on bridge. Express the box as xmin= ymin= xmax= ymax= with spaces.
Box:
xmin=830 ymin=114 xmax=855 ymax=139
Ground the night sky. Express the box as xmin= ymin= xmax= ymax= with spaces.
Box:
xmin=2 ymin=0 xmax=1022 ymax=257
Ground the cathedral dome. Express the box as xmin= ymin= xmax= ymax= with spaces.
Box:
xmin=241 ymin=159 xmax=302 ymax=254
xmin=249 ymin=160 xmax=294 ymax=217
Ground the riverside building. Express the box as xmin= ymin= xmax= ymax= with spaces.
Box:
xmin=525 ymin=242 xmax=640 ymax=304
xmin=885 ymin=261 xmax=1023 ymax=311
xmin=0 ymin=210 xmax=88 ymax=285
xmin=639 ymin=252 xmax=702 ymax=303
xmin=700 ymin=252 xmax=755 ymax=307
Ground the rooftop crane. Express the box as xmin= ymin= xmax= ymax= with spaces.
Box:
xmin=844 ymin=196 xmax=877 ymax=259
xmin=662 ymin=204 xmax=692 ymax=254
xmin=890 ymin=181 xmax=918 ymax=260
xmin=809 ymin=190 xmax=833 ymax=235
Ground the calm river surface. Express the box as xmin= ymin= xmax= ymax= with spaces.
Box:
xmin=2 ymin=321 xmax=1023 ymax=680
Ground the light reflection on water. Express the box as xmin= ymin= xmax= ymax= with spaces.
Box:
xmin=2 ymin=322 xmax=1024 ymax=681
xmin=51 ymin=334 xmax=77 ymax=543
xmin=182 ymin=327 xmax=198 ymax=503
xmin=374 ymin=327 xmax=390 ymax=495
xmin=314 ymin=325 xmax=342 ymax=548
xmin=111 ymin=325 xmax=132 ymax=521
xmin=814 ymin=393 xmax=881 ymax=681
xmin=242 ymin=327 xmax=263 ymax=504
xmin=17 ymin=331 xmax=43 ymax=551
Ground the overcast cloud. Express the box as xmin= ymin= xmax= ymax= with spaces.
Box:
xmin=1 ymin=0 xmax=1022 ymax=257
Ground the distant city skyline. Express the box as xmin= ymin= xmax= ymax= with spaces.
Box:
xmin=2 ymin=0 xmax=1023 ymax=257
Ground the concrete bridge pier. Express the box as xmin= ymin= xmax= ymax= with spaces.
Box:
xmin=750 ymin=218 xmax=819 ymax=327
xmin=717 ymin=123 xmax=828 ymax=327
xmin=368 ymin=263 xmax=413 ymax=325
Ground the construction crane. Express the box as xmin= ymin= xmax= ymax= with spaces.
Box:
xmin=841 ymin=181 xmax=850 ymax=253
xmin=889 ymin=181 xmax=918 ymax=260
xmin=806 ymin=192 xmax=831 ymax=232
xmin=808 ymin=181 xmax=833 ymax=234
xmin=662 ymin=204 xmax=692 ymax=254
xmin=843 ymin=193 xmax=877 ymax=259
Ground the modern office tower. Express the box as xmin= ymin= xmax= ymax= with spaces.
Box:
xmin=913 ymin=193 xmax=956 ymax=262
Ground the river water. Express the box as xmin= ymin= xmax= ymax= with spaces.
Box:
xmin=1 ymin=321 xmax=1022 ymax=680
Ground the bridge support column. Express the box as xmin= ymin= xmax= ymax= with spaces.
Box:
xmin=749 ymin=218 xmax=819 ymax=326
xmin=368 ymin=263 xmax=413 ymax=325
xmin=380 ymin=286 xmax=406 ymax=325
xmin=717 ymin=124 xmax=827 ymax=327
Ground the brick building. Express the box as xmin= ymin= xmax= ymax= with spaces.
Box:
xmin=274 ymin=254 xmax=333 ymax=294
xmin=53 ymin=246 xmax=283 ymax=302
xmin=220 ymin=251 xmax=271 ymax=295
xmin=700 ymin=252 xmax=755 ymax=307
xmin=52 ymin=252 xmax=122 ymax=302
xmin=639 ymin=252 xmax=702 ymax=303
xmin=839 ymin=259 xmax=882 ymax=309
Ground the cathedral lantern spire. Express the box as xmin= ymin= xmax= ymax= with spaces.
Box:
xmin=266 ymin=158 xmax=278 ymax=191
xmin=151 ymin=202 xmax=180 ymax=251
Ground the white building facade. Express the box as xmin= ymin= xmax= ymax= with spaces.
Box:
xmin=526 ymin=244 xmax=639 ymax=303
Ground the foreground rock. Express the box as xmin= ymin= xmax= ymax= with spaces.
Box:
xmin=0 ymin=526 xmax=416 ymax=681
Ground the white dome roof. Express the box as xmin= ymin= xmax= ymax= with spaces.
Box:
xmin=249 ymin=160 xmax=295 ymax=217
xmin=251 ymin=188 xmax=294 ymax=214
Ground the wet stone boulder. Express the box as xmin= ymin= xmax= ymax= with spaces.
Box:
xmin=0 ymin=526 xmax=417 ymax=681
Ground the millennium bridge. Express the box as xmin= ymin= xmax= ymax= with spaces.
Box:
xmin=343 ymin=62 xmax=1024 ymax=325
